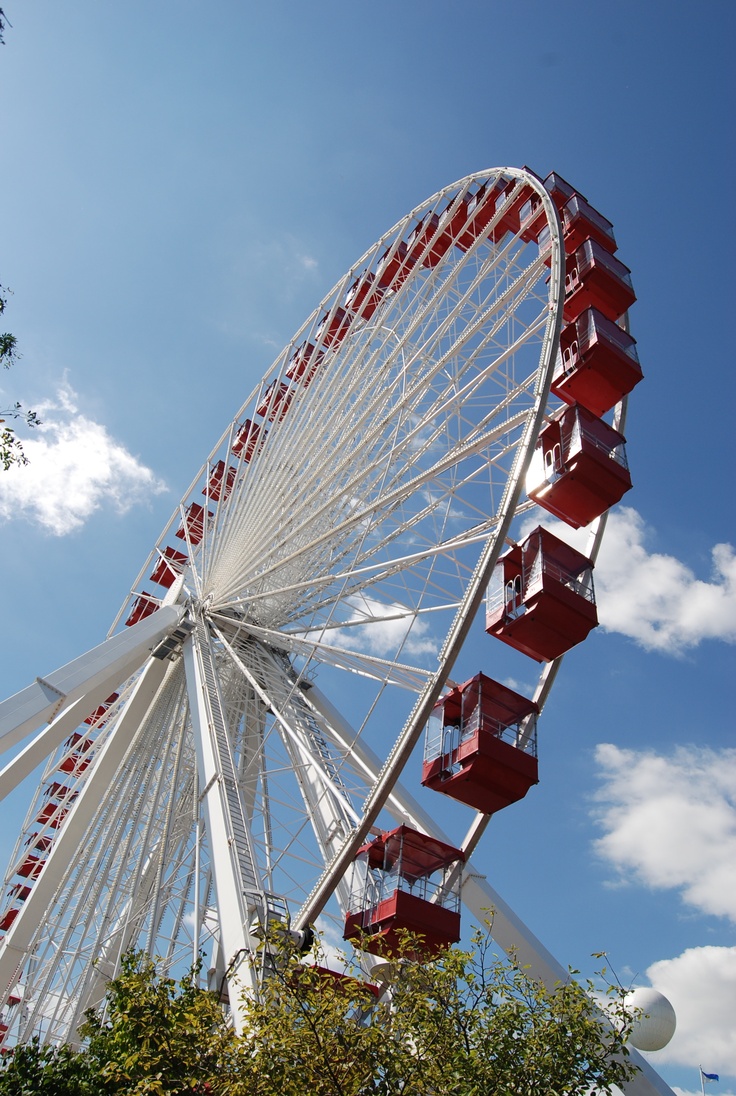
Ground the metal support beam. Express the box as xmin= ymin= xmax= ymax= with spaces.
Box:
xmin=0 ymin=652 xmax=150 ymax=804
xmin=182 ymin=617 xmax=262 ymax=1030
xmin=0 ymin=605 xmax=186 ymax=755
xmin=0 ymin=655 xmax=171 ymax=1006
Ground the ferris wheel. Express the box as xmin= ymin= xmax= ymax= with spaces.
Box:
xmin=0 ymin=166 xmax=667 ymax=1092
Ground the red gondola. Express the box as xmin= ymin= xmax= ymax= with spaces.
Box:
xmin=519 ymin=167 xmax=573 ymax=243
xmin=36 ymin=803 xmax=69 ymax=829
xmin=0 ymin=908 xmax=19 ymax=932
xmin=150 ymin=545 xmax=188 ymax=589
xmin=406 ymin=213 xmax=455 ymax=268
xmin=43 ymin=782 xmax=74 ymax=802
xmin=564 ymin=239 xmax=636 ymax=324
xmin=83 ymin=693 xmax=119 ymax=726
xmin=375 ymin=242 xmax=415 ymax=293
xmin=344 ymin=274 xmax=383 ymax=321
xmin=436 ymin=195 xmax=470 ymax=250
xmin=456 ymin=182 xmax=506 ymax=249
xmin=64 ymin=733 xmax=93 ymax=752
xmin=175 ymin=503 xmax=213 ymax=547
xmin=344 ymin=826 xmax=463 ymax=957
xmin=17 ymin=856 xmax=45 ymax=879
xmin=561 ymin=194 xmax=617 ymax=254
xmin=526 ymin=403 xmax=632 ymax=528
xmin=232 ymin=419 xmax=266 ymax=461
xmin=59 ymin=749 xmax=91 ymax=775
xmin=486 ymin=526 xmax=598 ymax=662
xmin=124 ymin=592 xmax=159 ymax=627
xmin=552 ymin=307 xmax=643 ymax=417
xmin=543 ymin=172 xmax=579 ymax=206
xmin=256 ymin=380 xmax=294 ymax=422
xmin=309 ymin=966 xmax=380 ymax=999
xmin=488 ymin=180 xmax=534 ymax=242
xmin=204 ymin=460 xmax=237 ymax=503
xmin=519 ymin=193 xmax=549 ymax=243
xmin=24 ymin=833 xmax=53 ymax=852
xmin=422 ymin=673 xmax=538 ymax=814
xmin=315 ymin=307 xmax=352 ymax=350
xmin=286 ymin=342 xmax=323 ymax=386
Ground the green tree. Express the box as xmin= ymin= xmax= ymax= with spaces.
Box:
xmin=0 ymin=934 xmax=640 ymax=1095
xmin=80 ymin=952 xmax=237 ymax=1095
xmin=233 ymin=929 xmax=639 ymax=1096
xmin=0 ymin=1037 xmax=95 ymax=1096
xmin=0 ymin=284 xmax=40 ymax=470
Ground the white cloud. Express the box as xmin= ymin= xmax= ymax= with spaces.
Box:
xmin=594 ymin=509 xmax=736 ymax=654
xmin=333 ymin=592 xmax=436 ymax=659
xmin=0 ymin=380 xmax=167 ymax=535
xmin=519 ymin=507 xmax=736 ymax=654
xmin=249 ymin=238 xmax=318 ymax=283
xmin=642 ymin=946 xmax=736 ymax=1075
xmin=593 ymin=746 xmax=736 ymax=1077
xmin=592 ymin=744 xmax=736 ymax=923
xmin=297 ymin=253 xmax=318 ymax=272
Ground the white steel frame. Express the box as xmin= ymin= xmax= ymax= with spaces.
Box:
xmin=0 ymin=169 xmax=672 ymax=1095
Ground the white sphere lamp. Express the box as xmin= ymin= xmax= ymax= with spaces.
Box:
xmin=625 ymin=987 xmax=677 ymax=1051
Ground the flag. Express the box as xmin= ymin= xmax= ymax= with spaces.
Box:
xmin=701 ymin=1070 xmax=719 ymax=1083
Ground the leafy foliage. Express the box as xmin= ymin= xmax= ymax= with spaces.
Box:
xmin=0 ymin=284 xmax=40 ymax=470
xmin=234 ymin=929 xmax=639 ymax=1095
xmin=0 ymin=1037 xmax=95 ymax=1095
xmin=0 ymin=288 xmax=20 ymax=373
xmin=0 ymin=932 xmax=639 ymax=1095
xmin=80 ymin=952 xmax=237 ymax=1094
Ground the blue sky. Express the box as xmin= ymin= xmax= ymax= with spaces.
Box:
xmin=1 ymin=2 xmax=734 ymax=1091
